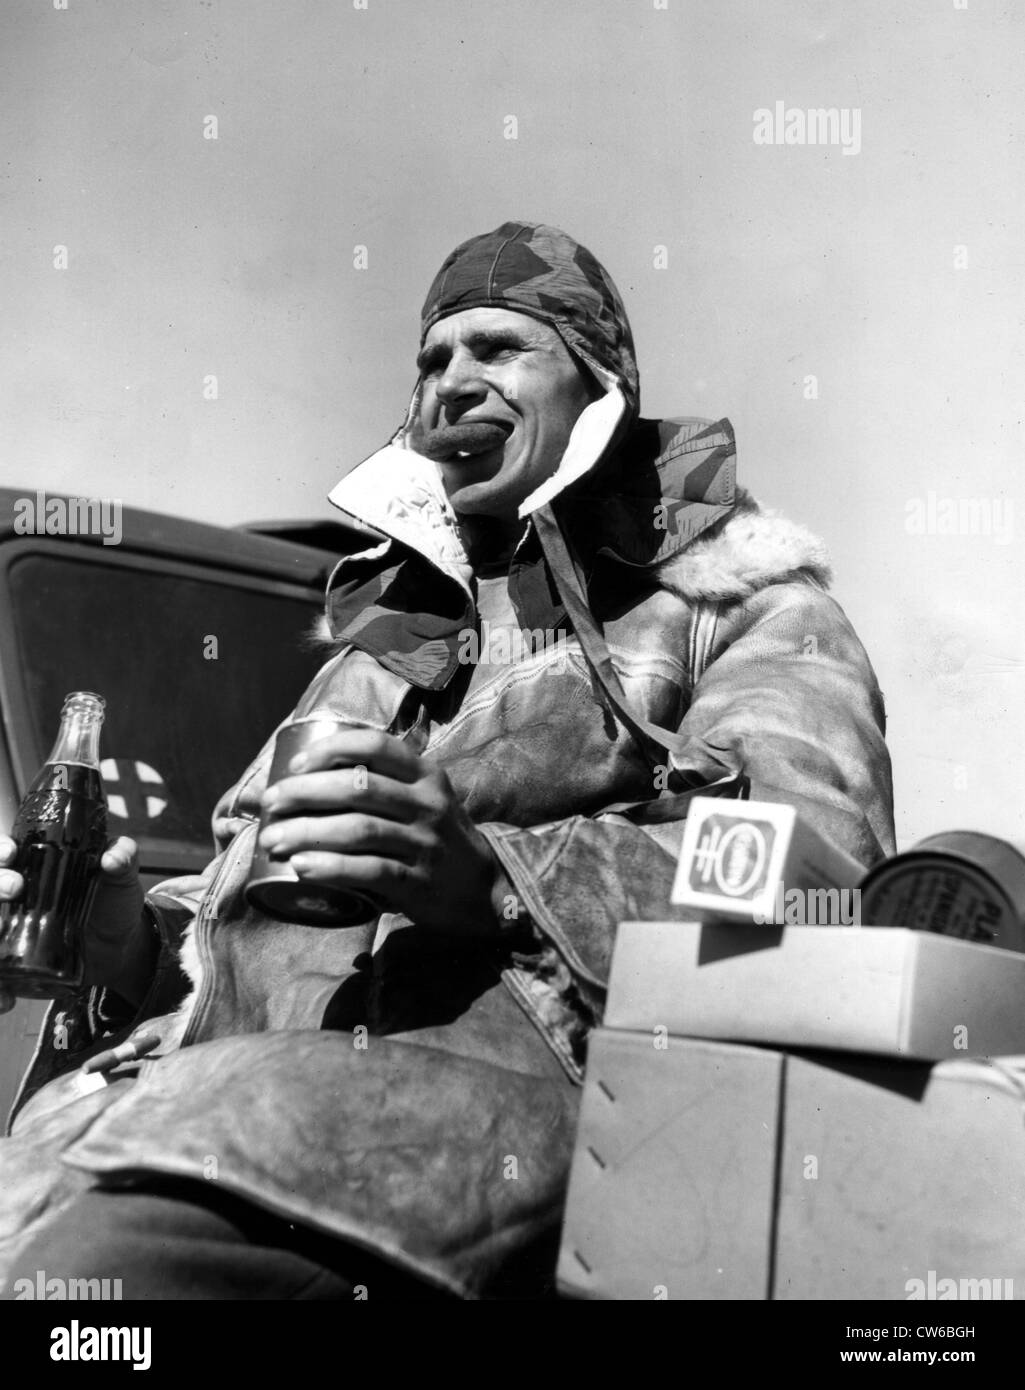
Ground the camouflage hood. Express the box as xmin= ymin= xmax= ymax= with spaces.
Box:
xmin=383 ymin=220 xmax=641 ymax=518
xmin=330 ymin=221 xmax=647 ymax=541
xmin=325 ymin=222 xmax=739 ymax=730
xmin=420 ymin=220 xmax=640 ymax=417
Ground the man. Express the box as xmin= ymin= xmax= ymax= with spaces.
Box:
xmin=0 ymin=221 xmax=894 ymax=1299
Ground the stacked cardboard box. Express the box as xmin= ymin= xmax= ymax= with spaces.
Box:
xmin=557 ymin=795 xmax=1025 ymax=1300
xmin=604 ymin=921 xmax=1025 ymax=1061
xmin=557 ymin=1026 xmax=1025 ymax=1300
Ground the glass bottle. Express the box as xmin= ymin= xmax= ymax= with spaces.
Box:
xmin=0 ymin=692 xmax=108 ymax=997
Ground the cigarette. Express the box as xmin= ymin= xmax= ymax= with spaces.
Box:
xmin=81 ymin=1033 xmax=162 ymax=1075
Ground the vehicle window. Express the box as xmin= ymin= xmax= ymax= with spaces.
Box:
xmin=5 ymin=551 xmax=326 ymax=866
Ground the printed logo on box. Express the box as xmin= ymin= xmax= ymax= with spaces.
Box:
xmin=688 ymin=815 xmax=777 ymax=899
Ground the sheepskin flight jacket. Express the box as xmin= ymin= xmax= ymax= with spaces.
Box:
xmin=0 ymin=414 xmax=895 ymax=1299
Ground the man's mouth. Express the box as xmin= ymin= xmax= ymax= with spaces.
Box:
xmin=417 ymin=420 xmax=512 ymax=463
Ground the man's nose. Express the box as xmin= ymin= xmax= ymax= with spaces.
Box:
xmin=433 ymin=349 xmax=487 ymax=407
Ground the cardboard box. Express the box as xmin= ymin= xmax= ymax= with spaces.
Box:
xmin=557 ymin=1031 xmax=781 ymax=1301
xmin=669 ymin=797 xmax=864 ymax=924
xmin=557 ymin=1030 xmax=1025 ymax=1300
xmin=605 ymin=921 xmax=1025 ymax=1060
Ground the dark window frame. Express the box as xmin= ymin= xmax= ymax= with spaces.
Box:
xmin=0 ymin=537 xmax=327 ymax=875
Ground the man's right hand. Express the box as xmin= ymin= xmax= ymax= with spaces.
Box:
xmin=0 ymin=835 xmax=155 ymax=1015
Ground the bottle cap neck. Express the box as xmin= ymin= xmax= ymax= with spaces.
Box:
xmin=47 ymin=691 xmax=105 ymax=768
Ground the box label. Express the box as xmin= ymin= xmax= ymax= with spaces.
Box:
xmin=688 ymin=814 xmax=778 ymax=900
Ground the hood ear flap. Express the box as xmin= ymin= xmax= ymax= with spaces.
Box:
xmin=516 ymin=358 xmax=628 ymax=516
xmin=393 ymin=376 xmax=425 ymax=445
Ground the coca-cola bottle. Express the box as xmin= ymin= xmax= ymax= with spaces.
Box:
xmin=0 ymin=692 xmax=109 ymax=998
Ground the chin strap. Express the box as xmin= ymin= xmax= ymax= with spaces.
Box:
xmin=532 ymin=504 xmax=748 ymax=820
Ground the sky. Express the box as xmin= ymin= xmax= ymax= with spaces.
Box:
xmin=1 ymin=0 xmax=1023 ymax=852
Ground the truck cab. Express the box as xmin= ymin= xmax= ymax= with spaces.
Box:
xmin=0 ymin=489 xmax=371 ymax=1121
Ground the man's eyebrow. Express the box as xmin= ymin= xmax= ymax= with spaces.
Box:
xmin=416 ymin=343 xmax=446 ymax=372
xmin=416 ymin=328 xmax=532 ymax=373
xmin=465 ymin=328 xmax=531 ymax=351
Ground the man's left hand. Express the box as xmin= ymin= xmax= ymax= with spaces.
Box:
xmin=257 ymin=730 xmax=507 ymax=936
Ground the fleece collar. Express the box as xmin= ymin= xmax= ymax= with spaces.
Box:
xmin=324 ymin=387 xmax=740 ymax=690
xmin=327 ymin=368 xmax=737 ymax=572
xmin=329 ymin=361 xmax=628 ymax=585
xmin=320 ymin=424 xmax=833 ymax=695
xmin=655 ymin=490 xmax=832 ymax=600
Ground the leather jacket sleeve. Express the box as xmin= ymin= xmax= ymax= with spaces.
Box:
xmin=5 ymin=887 xmax=204 ymax=1130
xmin=478 ymin=577 xmax=896 ymax=998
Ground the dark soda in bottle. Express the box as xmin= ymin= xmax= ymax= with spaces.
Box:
xmin=0 ymin=692 xmax=108 ymax=998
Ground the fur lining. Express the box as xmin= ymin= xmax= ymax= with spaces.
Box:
xmin=167 ymin=922 xmax=203 ymax=1033
xmin=654 ymin=489 xmax=832 ymax=602
xmin=178 ymin=921 xmax=202 ymax=994
xmin=308 ymin=490 xmax=831 ymax=656
xmin=307 ymin=610 xmax=337 ymax=651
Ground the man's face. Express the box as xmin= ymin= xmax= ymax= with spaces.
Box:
xmin=411 ymin=307 xmax=599 ymax=522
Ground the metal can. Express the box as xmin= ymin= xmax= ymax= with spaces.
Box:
xmin=860 ymin=831 xmax=1025 ymax=954
xmin=244 ymin=717 xmax=387 ymax=928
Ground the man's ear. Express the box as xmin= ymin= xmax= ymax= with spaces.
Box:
xmin=580 ymin=362 xmax=605 ymax=404
xmin=567 ymin=351 xmax=606 ymax=405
